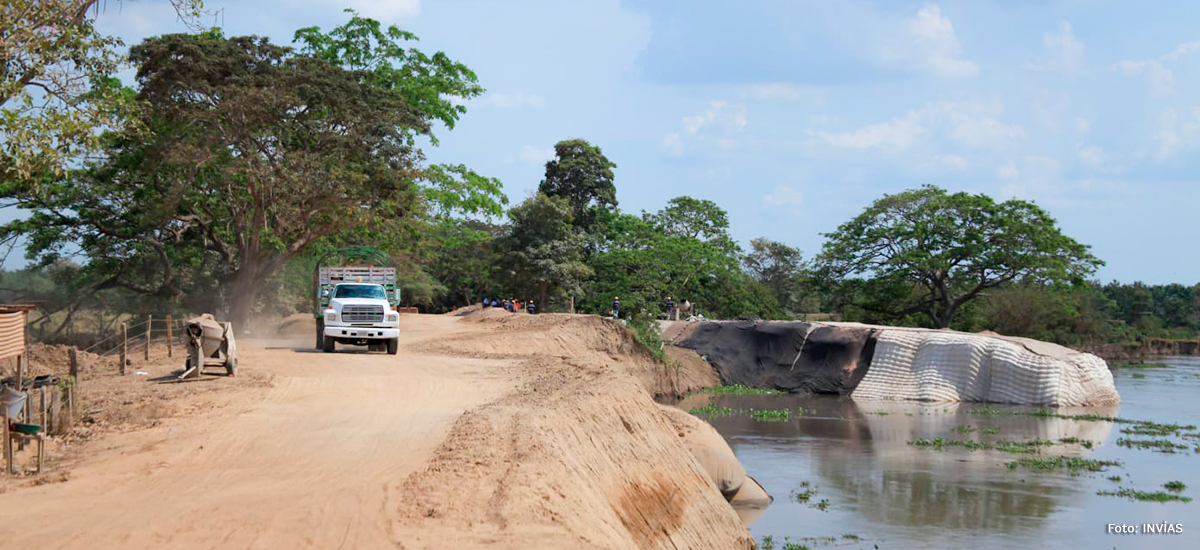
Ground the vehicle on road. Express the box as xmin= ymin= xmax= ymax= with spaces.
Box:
xmin=314 ymin=248 xmax=402 ymax=354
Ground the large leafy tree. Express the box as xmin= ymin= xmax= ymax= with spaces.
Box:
xmin=499 ymin=194 xmax=592 ymax=309
xmin=818 ymin=185 xmax=1102 ymax=328
xmin=537 ymin=139 xmax=617 ymax=233
xmin=0 ymin=0 xmax=203 ymax=186
xmin=2 ymin=16 xmax=498 ymax=327
xmin=744 ymin=237 xmax=815 ymax=314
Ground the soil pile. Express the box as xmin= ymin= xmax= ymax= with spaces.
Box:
xmin=442 ymin=310 xmax=717 ymax=397
xmin=392 ymin=356 xmax=753 ymax=549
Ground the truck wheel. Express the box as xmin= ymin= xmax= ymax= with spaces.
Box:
xmin=386 ymin=337 xmax=398 ymax=355
xmin=315 ymin=318 xmax=325 ymax=350
xmin=322 ymin=337 xmax=335 ymax=353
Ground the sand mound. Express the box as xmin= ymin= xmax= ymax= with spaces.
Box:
xmin=391 ymin=357 xmax=753 ymax=549
xmin=439 ymin=311 xmax=715 ymax=397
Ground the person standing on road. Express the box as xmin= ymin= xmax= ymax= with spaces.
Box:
xmin=664 ymin=296 xmax=676 ymax=320
xmin=527 ymin=300 xmax=537 ymax=315
xmin=612 ymin=296 xmax=621 ymax=319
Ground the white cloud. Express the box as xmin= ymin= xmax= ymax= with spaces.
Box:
xmin=682 ymin=101 xmax=747 ymax=135
xmin=907 ymin=4 xmax=979 ymax=77
xmin=817 ymin=112 xmax=926 ymax=149
xmin=1154 ymin=107 xmax=1200 ymax=160
xmin=763 ymin=184 xmax=805 ymax=210
xmin=939 ymin=155 xmax=968 ymax=169
xmin=661 ymin=133 xmax=685 ymax=157
xmin=478 ymin=92 xmax=547 ymax=109
xmin=1025 ymin=21 xmax=1084 ymax=74
xmin=663 ymin=101 xmax=747 ymax=156
xmin=517 ymin=145 xmax=555 ymax=166
xmin=345 ymin=0 xmax=421 ymax=21
xmin=1078 ymin=145 xmax=1104 ymax=167
xmin=1075 ymin=117 xmax=1092 ymax=133
xmin=996 ymin=161 xmax=1020 ymax=180
xmin=738 ymin=83 xmax=825 ymax=102
xmin=1112 ymin=39 xmax=1200 ymax=96
xmin=817 ymin=99 xmax=1024 ymax=150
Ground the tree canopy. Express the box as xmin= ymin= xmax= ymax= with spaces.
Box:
xmin=537 ymin=139 xmax=617 ymax=233
xmin=818 ymin=185 xmax=1102 ymax=328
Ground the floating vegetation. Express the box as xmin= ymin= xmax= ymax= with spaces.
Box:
xmin=789 ymin=481 xmax=816 ymax=503
xmin=760 ymin=535 xmax=775 ymax=550
xmin=910 ymin=437 xmax=1057 ymax=453
xmin=688 ymin=404 xmax=738 ymax=417
xmin=1122 ymin=424 xmax=1185 ymax=437
xmin=1007 ymin=456 xmax=1122 ymax=473
xmin=1058 ymin=437 xmax=1095 ymax=449
xmin=813 ymin=499 xmax=830 ymax=512
xmin=1107 ymin=475 xmax=1123 ymax=482
xmin=1164 ymin=481 xmax=1187 ymax=492
xmin=1097 ymin=488 xmax=1192 ymax=503
xmin=700 ymin=385 xmax=784 ymax=396
xmin=1110 ymin=362 xmax=1169 ymax=369
xmin=952 ymin=425 xmax=999 ymax=435
xmin=689 ymin=403 xmax=799 ymax=422
xmin=1131 ymin=373 xmax=1146 ymax=379
xmin=750 ymin=408 xmax=792 ymax=422
xmin=1116 ymin=438 xmax=1190 ymax=453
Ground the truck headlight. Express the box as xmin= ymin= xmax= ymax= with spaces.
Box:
xmin=386 ymin=314 xmax=398 ymax=322
xmin=325 ymin=311 xmax=337 ymax=322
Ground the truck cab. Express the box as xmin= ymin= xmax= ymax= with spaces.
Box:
xmin=315 ymin=265 xmax=401 ymax=354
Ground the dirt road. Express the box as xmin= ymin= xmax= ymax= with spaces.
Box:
xmin=0 ymin=315 xmax=516 ymax=549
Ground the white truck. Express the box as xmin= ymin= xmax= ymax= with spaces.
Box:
xmin=315 ymin=266 xmax=401 ymax=354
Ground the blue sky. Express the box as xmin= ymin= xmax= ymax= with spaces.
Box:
xmin=84 ymin=0 xmax=1200 ymax=284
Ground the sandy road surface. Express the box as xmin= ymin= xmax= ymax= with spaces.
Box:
xmin=0 ymin=315 xmax=515 ymax=549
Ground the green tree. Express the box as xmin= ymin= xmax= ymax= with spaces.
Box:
xmin=818 ymin=185 xmax=1102 ymax=328
xmin=500 ymin=194 xmax=592 ymax=309
xmin=537 ymin=139 xmax=617 ymax=233
xmin=0 ymin=0 xmax=203 ymax=186
xmin=2 ymin=17 xmax=496 ymax=327
xmin=744 ymin=237 xmax=814 ymax=314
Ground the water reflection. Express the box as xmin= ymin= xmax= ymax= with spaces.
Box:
xmin=671 ymin=391 xmax=1120 ymax=535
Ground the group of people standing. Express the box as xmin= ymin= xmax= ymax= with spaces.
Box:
xmin=482 ymin=297 xmax=538 ymax=314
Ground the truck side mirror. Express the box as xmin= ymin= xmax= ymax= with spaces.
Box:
xmin=321 ymin=289 xmax=330 ymax=298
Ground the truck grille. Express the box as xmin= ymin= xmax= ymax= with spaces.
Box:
xmin=341 ymin=305 xmax=384 ymax=323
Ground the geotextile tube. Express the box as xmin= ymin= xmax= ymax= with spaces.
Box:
xmin=676 ymin=321 xmax=878 ymax=394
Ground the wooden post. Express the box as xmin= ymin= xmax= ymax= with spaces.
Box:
xmin=3 ymin=412 xmax=11 ymax=474
xmin=167 ymin=315 xmax=173 ymax=358
xmin=69 ymin=347 xmax=78 ymax=382
xmin=145 ymin=315 xmax=151 ymax=361
xmin=120 ymin=322 xmax=128 ymax=375
xmin=14 ymin=355 xmax=22 ymax=395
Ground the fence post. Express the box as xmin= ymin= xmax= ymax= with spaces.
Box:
xmin=69 ymin=347 xmax=78 ymax=382
xmin=145 ymin=315 xmax=151 ymax=361
xmin=167 ymin=315 xmax=173 ymax=358
xmin=120 ymin=322 xmax=127 ymax=375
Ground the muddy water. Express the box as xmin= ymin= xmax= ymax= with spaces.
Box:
xmin=674 ymin=356 xmax=1200 ymax=549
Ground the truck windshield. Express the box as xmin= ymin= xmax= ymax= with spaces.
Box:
xmin=333 ymin=285 xmax=387 ymax=300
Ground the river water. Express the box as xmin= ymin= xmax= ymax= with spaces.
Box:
xmin=672 ymin=356 xmax=1200 ymax=549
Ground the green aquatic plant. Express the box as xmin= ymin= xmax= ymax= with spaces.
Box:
xmin=760 ymin=535 xmax=775 ymax=550
xmin=1107 ymin=476 xmax=1123 ymax=482
xmin=1058 ymin=437 xmax=1095 ymax=449
xmin=1007 ymin=456 xmax=1121 ymax=473
xmin=910 ymin=437 xmax=1056 ymax=453
xmin=1110 ymin=362 xmax=1169 ymax=369
xmin=701 ymin=385 xmax=784 ymax=396
xmin=688 ymin=404 xmax=737 ymax=417
xmin=1097 ymin=488 xmax=1192 ymax=503
xmin=1116 ymin=438 xmax=1190 ymax=453
xmin=749 ymin=408 xmax=792 ymax=422
xmin=1131 ymin=373 xmax=1146 ymax=379
xmin=1123 ymin=424 xmax=1184 ymax=437
xmin=813 ymin=499 xmax=830 ymax=512
xmin=1164 ymin=481 xmax=1187 ymax=492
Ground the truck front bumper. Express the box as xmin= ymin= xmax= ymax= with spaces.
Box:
xmin=323 ymin=326 xmax=400 ymax=340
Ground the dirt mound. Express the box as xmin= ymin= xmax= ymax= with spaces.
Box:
xmin=451 ymin=303 xmax=483 ymax=316
xmin=391 ymin=357 xmax=753 ymax=549
xmin=271 ymin=313 xmax=315 ymax=337
xmin=436 ymin=311 xmax=716 ymax=397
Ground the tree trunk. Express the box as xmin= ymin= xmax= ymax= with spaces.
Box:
xmin=226 ymin=265 xmax=263 ymax=333
xmin=538 ymin=282 xmax=548 ymax=313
